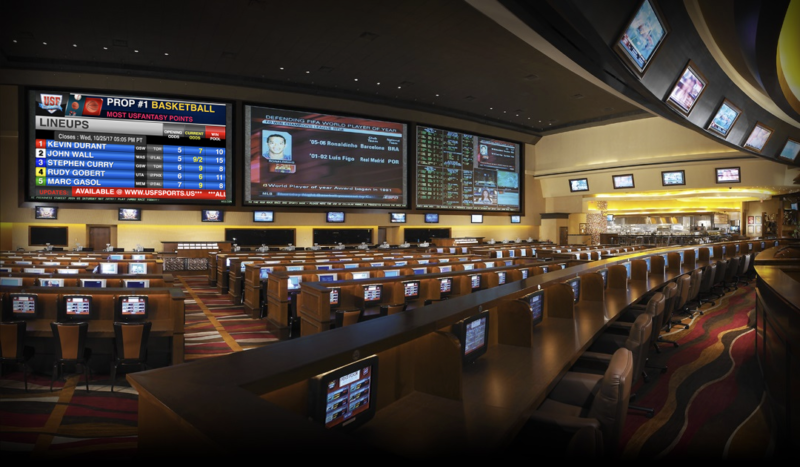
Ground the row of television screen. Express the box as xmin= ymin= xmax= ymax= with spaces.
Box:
xmin=614 ymin=1 xmax=800 ymax=160
xmin=37 ymin=206 xmax=525 ymax=224
xmin=28 ymin=89 xmax=523 ymax=213
xmin=569 ymin=167 xmax=743 ymax=192
xmin=2 ymin=293 xmax=149 ymax=323
xmin=0 ymin=277 xmax=151 ymax=288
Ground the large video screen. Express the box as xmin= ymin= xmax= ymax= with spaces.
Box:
xmin=244 ymin=105 xmax=407 ymax=207
xmin=415 ymin=126 xmax=521 ymax=212
xmin=28 ymin=90 xmax=232 ymax=205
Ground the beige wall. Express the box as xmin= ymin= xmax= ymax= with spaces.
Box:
xmin=0 ymin=76 xmax=540 ymax=249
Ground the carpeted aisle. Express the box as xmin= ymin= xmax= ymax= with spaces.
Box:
xmin=0 ymin=275 xmax=279 ymax=458
xmin=618 ymin=284 xmax=773 ymax=459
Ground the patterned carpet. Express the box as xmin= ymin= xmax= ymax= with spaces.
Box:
xmin=0 ymin=275 xmax=278 ymax=457
xmin=618 ymin=284 xmax=773 ymax=459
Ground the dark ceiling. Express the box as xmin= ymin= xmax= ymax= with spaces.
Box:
xmin=0 ymin=0 xmax=648 ymax=137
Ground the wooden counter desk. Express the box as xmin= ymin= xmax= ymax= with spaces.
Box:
xmin=127 ymin=241 xmax=766 ymax=459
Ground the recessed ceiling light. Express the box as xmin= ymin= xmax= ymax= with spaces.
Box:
xmin=164 ymin=52 xmax=169 ymax=56
xmin=134 ymin=50 xmax=139 ymax=53
xmin=435 ymin=94 xmax=439 ymax=97
xmin=42 ymin=42 xmax=47 ymax=45
xmin=490 ymin=107 xmax=493 ymax=110
xmin=73 ymin=44 xmax=77 ymax=47
xmin=306 ymin=71 xmax=310 ymax=74
xmin=397 ymin=86 xmax=401 ymax=89
xmin=377 ymin=82 xmax=380 ymax=85
xmin=279 ymin=67 xmax=284 ymax=70
xmin=103 ymin=47 xmax=108 ymax=50
xmin=354 ymin=78 xmax=358 ymax=81
xmin=13 ymin=40 xmax=17 ymax=43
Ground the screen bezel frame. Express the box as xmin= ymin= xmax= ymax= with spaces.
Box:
xmin=413 ymin=123 xmax=525 ymax=214
xmin=253 ymin=210 xmax=275 ymax=223
xmin=24 ymin=87 xmax=234 ymax=208
xmin=471 ymin=214 xmax=483 ymax=224
xmin=569 ymin=178 xmax=589 ymax=192
xmin=118 ymin=208 xmax=142 ymax=221
xmin=612 ymin=174 xmax=635 ymax=189
xmin=326 ymin=212 xmax=345 ymax=223
xmin=424 ymin=213 xmax=439 ymax=224
xmin=661 ymin=170 xmax=686 ymax=186
xmin=715 ymin=167 xmax=741 ymax=184
xmin=34 ymin=206 xmax=58 ymax=220
xmin=389 ymin=212 xmax=407 ymax=223
xmin=201 ymin=210 xmax=225 ymax=222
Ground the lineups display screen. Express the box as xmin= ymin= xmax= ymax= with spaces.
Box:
xmin=416 ymin=126 xmax=521 ymax=212
xmin=244 ymin=105 xmax=407 ymax=207
xmin=28 ymin=90 xmax=232 ymax=205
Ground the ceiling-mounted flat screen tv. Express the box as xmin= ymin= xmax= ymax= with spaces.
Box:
xmin=778 ymin=138 xmax=800 ymax=161
xmin=244 ymin=105 xmax=407 ymax=208
xmin=742 ymin=122 xmax=773 ymax=153
xmin=707 ymin=99 xmax=741 ymax=138
xmin=28 ymin=89 xmax=232 ymax=205
xmin=415 ymin=126 xmax=522 ymax=213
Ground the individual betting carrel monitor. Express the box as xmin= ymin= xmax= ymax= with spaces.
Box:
xmin=244 ymin=105 xmax=407 ymax=208
xmin=452 ymin=310 xmax=490 ymax=365
xmin=439 ymin=277 xmax=453 ymax=297
xmin=521 ymin=289 xmax=544 ymax=327
xmin=115 ymin=295 xmax=149 ymax=322
xmin=308 ymin=355 xmax=378 ymax=431
xmin=59 ymin=295 xmax=92 ymax=322
xmin=28 ymin=90 xmax=232 ymax=205
xmin=329 ymin=287 xmax=340 ymax=309
xmin=402 ymin=280 xmax=420 ymax=301
xmin=416 ymin=126 xmax=521 ymax=212
xmin=469 ymin=274 xmax=481 ymax=291
xmin=565 ymin=277 xmax=580 ymax=303
xmin=8 ymin=293 xmax=39 ymax=321
xmin=357 ymin=284 xmax=382 ymax=308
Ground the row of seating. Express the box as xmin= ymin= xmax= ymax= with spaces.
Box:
xmin=0 ymin=320 xmax=151 ymax=392
xmin=522 ymin=249 xmax=758 ymax=456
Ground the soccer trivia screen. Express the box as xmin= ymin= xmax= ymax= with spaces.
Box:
xmin=28 ymin=90 xmax=232 ymax=204
xmin=244 ymin=105 xmax=407 ymax=207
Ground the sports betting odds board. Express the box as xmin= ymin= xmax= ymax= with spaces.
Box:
xmin=28 ymin=90 xmax=233 ymax=205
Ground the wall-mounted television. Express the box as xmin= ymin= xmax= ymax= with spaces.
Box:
xmin=707 ymin=99 xmax=741 ymax=137
xmin=661 ymin=170 xmax=685 ymax=186
xmin=471 ymin=214 xmax=483 ymax=223
xmin=201 ymin=210 xmax=224 ymax=222
xmin=778 ymin=138 xmax=800 ymax=161
xmin=665 ymin=61 xmax=707 ymax=116
xmin=253 ymin=211 xmax=274 ymax=223
xmin=244 ymin=105 xmax=407 ymax=208
xmin=389 ymin=213 xmax=406 ymax=223
xmin=35 ymin=206 xmax=58 ymax=219
xmin=742 ymin=122 xmax=774 ymax=153
xmin=28 ymin=90 xmax=232 ymax=205
xmin=424 ymin=213 xmax=439 ymax=223
xmin=612 ymin=174 xmax=634 ymax=189
xmin=614 ymin=0 xmax=669 ymax=77
xmin=510 ymin=215 xmax=521 ymax=223
xmin=118 ymin=208 xmax=141 ymax=221
xmin=326 ymin=212 xmax=345 ymax=223
xmin=569 ymin=178 xmax=589 ymax=192
xmin=452 ymin=311 xmax=490 ymax=365
xmin=415 ymin=126 xmax=521 ymax=213
xmin=308 ymin=355 xmax=378 ymax=431
xmin=715 ymin=167 xmax=740 ymax=184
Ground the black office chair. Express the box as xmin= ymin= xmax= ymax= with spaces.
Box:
xmin=0 ymin=321 xmax=36 ymax=391
xmin=111 ymin=321 xmax=152 ymax=392
xmin=50 ymin=322 xmax=93 ymax=392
